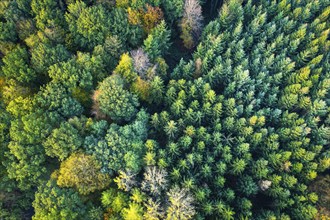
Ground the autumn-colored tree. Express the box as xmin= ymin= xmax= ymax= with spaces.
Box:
xmin=0 ymin=0 xmax=330 ymax=219
xmin=128 ymin=7 xmax=143 ymax=25
xmin=57 ymin=153 xmax=111 ymax=195
xmin=166 ymin=186 xmax=196 ymax=219
xmin=142 ymin=5 xmax=163 ymax=33
xmin=122 ymin=203 xmax=144 ymax=220
xmin=114 ymin=53 xmax=138 ymax=83
xmin=180 ymin=0 xmax=203 ymax=49
xmin=128 ymin=4 xmax=163 ymax=33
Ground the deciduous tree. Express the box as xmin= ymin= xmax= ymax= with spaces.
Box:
xmin=57 ymin=153 xmax=111 ymax=195
xmin=94 ymin=74 xmax=139 ymax=122
xmin=33 ymin=180 xmax=87 ymax=220
xmin=180 ymin=0 xmax=203 ymax=49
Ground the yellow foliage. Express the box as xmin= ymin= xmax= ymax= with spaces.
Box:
xmin=180 ymin=20 xmax=194 ymax=49
xmin=257 ymin=116 xmax=266 ymax=126
xmin=309 ymin=55 xmax=323 ymax=65
xmin=116 ymin=0 xmax=130 ymax=8
xmin=127 ymin=5 xmax=163 ymax=33
xmin=155 ymin=57 xmax=168 ymax=77
xmin=142 ymin=5 xmax=163 ymax=33
xmin=0 ymin=77 xmax=5 ymax=92
xmin=2 ymin=80 xmax=32 ymax=104
xmin=128 ymin=7 xmax=142 ymax=25
xmin=114 ymin=53 xmax=137 ymax=83
xmin=122 ymin=203 xmax=144 ymax=220
xmin=318 ymin=6 xmax=330 ymax=22
xmin=131 ymin=77 xmax=151 ymax=101
xmin=0 ymin=41 xmax=16 ymax=55
xmin=57 ymin=153 xmax=111 ymax=195
xmin=249 ymin=116 xmax=258 ymax=126
xmin=6 ymin=96 xmax=33 ymax=117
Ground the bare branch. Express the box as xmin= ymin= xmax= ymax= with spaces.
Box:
xmin=142 ymin=166 xmax=168 ymax=196
xmin=130 ymin=48 xmax=151 ymax=80
xmin=166 ymin=186 xmax=196 ymax=219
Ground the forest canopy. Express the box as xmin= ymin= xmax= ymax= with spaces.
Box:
xmin=0 ymin=0 xmax=329 ymax=219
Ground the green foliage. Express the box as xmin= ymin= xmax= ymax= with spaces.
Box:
xmin=66 ymin=2 xmax=111 ymax=50
xmin=95 ymin=74 xmax=139 ymax=122
xmin=92 ymin=35 xmax=125 ymax=78
xmin=0 ymin=102 xmax=11 ymax=165
xmin=5 ymin=111 xmax=53 ymax=190
xmin=0 ymin=190 xmax=34 ymax=220
xmin=35 ymin=82 xmax=84 ymax=119
xmin=117 ymin=0 xmax=161 ymax=9
xmin=110 ymin=8 xmax=144 ymax=47
xmin=0 ymin=0 xmax=330 ymax=219
xmin=0 ymin=19 xmax=17 ymax=42
xmin=87 ymin=206 xmax=104 ymax=220
xmin=31 ymin=0 xmax=66 ymax=42
xmin=30 ymin=43 xmax=71 ymax=74
xmin=43 ymin=120 xmax=83 ymax=161
xmin=161 ymin=0 xmax=184 ymax=23
xmin=101 ymin=188 xmax=129 ymax=218
xmin=85 ymin=110 xmax=149 ymax=174
xmin=48 ymin=59 xmax=93 ymax=91
xmin=1 ymin=46 xmax=36 ymax=84
xmin=148 ymin=0 xmax=330 ymax=218
xmin=144 ymin=20 xmax=171 ymax=61
xmin=33 ymin=180 xmax=87 ymax=220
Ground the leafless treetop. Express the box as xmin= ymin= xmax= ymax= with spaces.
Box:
xmin=130 ymin=48 xmax=151 ymax=80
